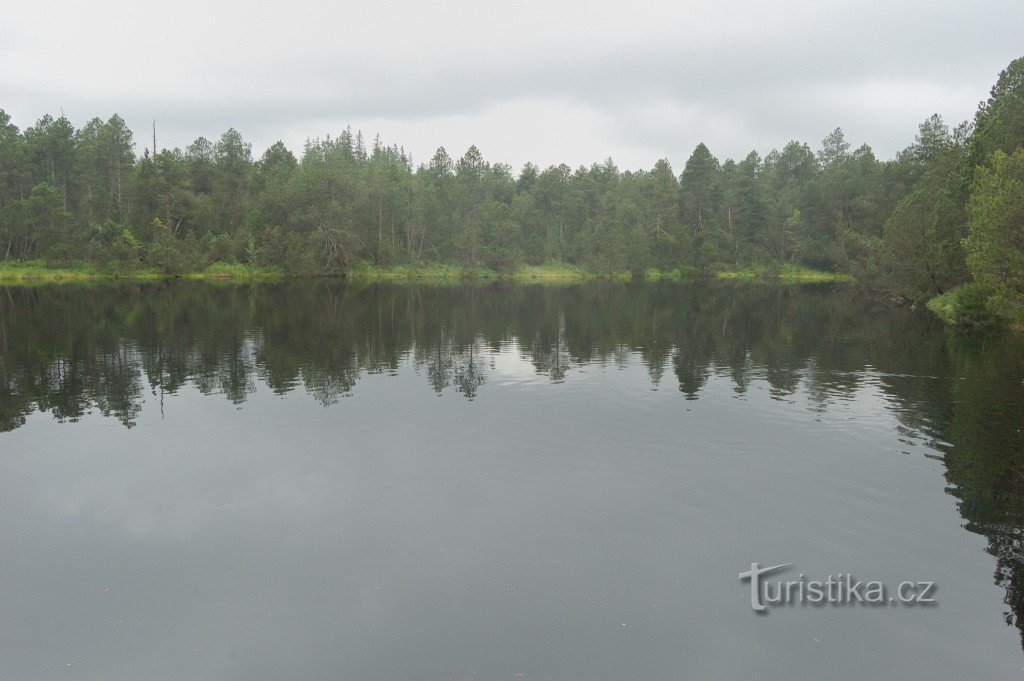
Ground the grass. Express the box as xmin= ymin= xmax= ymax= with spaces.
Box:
xmin=0 ymin=260 xmax=285 ymax=285
xmin=0 ymin=260 xmax=163 ymax=283
xmin=347 ymin=263 xmax=498 ymax=281
xmin=715 ymin=264 xmax=855 ymax=284
xmin=1 ymin=259 xmax=855 ymax=287
xmin=643 ymin=267 xmax=700 ymax=281
xmin=347 ymin=263 xmax=633 ymax=283
xmin=508 ymin=264 xmax=632 ymax=282
xmin=187 ymin=263 xmax=287 ymax=280
xmin=925 ymin=291 xmax=958 ymax=324
xmin=2 ymin=260 xmax=623 ymax=285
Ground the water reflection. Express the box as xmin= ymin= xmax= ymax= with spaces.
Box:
xmin=2 ymin=280 xmax=1024 ymax=656
xmin=0 ymin=281 xmax=961 ymax=422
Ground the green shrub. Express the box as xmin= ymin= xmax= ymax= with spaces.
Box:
xmin=927 ymin=283 xmax=999 ymax=326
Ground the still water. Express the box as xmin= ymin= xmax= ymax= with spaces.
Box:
xmin=1 ymin=281 xmax=1024 ymax=680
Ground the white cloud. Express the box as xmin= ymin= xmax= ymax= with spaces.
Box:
xmin=1 ymin=0 xmax=1021 ymax=170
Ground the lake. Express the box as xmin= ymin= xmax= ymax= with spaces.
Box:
xmin=1 ymin=280 xmax=1024 ymax=680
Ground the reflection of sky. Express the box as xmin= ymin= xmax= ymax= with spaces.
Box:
xmin=0 ymin=348 xmax=1019 ymax=680
xmin=489 ymin=340 xmax=540 ymax=382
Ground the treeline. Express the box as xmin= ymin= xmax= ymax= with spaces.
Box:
xmin=0 ymin=58 xmax=1022 ymax=319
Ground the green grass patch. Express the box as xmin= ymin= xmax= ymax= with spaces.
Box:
xmin=508 ymin=264 xmax=593 ymax=281
xmin=716 ymin=264 xmax=854 ymax=284
xmin=643 ymin=267 xmax=700 ymax=281
xmin=347 ymin=263 xmax=499 ymax=281
xmin=0 ymin=260 xmax=287 ymax=285
xmin=0 ymin=260 xmax=164 ymax=283
xmin=188 ymin=263 xmax=287 ymax=280
xmin=925 ymin=291 xmax=957 ymax=324
xmin=509 ymin=264 xmax=633 ymax=282
xmin=0 ymin=259 xmax=854 ymax=288
xmin=346 ymin=263 xmax=632 ymax=283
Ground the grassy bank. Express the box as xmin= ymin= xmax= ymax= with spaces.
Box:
xmin=347 ymin=263 xmax=635 ymax=282
xmin=715 ymin=264 xmax=855 ymax=284
xmin=512 ymin=264 xmax=630 ymax=282
xmin=1 ymin=260 xmax=855 ymax=287
xmin=0 ymin=261 xmax=164 ymax=283
xmin=0 ymin=261 xmax=286 ymax=284
xmin=347 ymin=263 xmax=497 ymax=281
xmin=642 ymin=267 xmax=700 ymax=281
xmin=186 ymin=263 xmax=287 ymax=280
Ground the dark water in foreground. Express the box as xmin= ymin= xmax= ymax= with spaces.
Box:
xmin=2 ymin=281 xmax=1024 ymax=680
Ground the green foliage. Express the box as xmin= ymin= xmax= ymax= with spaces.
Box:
xmin=927 ymin=284 xmax=999 ymax=326
xmin=964 ymin=149 xmax=1024 ymax=320
xmin=968 ymin=58 xmax=1024 ymax=171
xmin=145 ymin=218 xmax=199 ymax=274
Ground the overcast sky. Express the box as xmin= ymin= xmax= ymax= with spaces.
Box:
xmin=3 ymin=0 xmax=1022 ymax=171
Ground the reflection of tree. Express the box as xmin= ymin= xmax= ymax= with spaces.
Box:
xmin=0 ymin=280 xmax=973 ymax=427
xmin=529 ymin=328 xmax=570 ymax=384
xmin=94 ymin=345 xmax=144 ymax=427
xmin=671 ymin=290 xmax=711 ymax=399
xmin=419 ymin=330 xmax=490 ymax=398
xmin=217 ymin=339 xmax=257 ymax=404
xmin=453 ymin=338 xmax=488 ymax=399
xmin=673 ymin=347 xmax=708 ymax=400
xmin=421 ymin=331 xmax=455 ymax=395
xmin=939 ymin=331 xmax=1024 ymax=649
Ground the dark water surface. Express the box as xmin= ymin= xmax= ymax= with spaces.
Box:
xmin=2 ymin=281 xmax=1024 ymax=680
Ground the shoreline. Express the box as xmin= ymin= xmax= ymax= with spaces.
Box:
xmin=0 ymin=262 xmax=857 ymax=286
xmin=5 ymin=261 xmax=1016 ymax=329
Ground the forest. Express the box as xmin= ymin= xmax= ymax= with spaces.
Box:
xmin=0 ymin=57 xmax=1022 ymax=324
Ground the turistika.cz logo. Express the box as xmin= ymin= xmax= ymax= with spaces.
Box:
xmin=738 ymin=563 xmax=936 ymax=612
